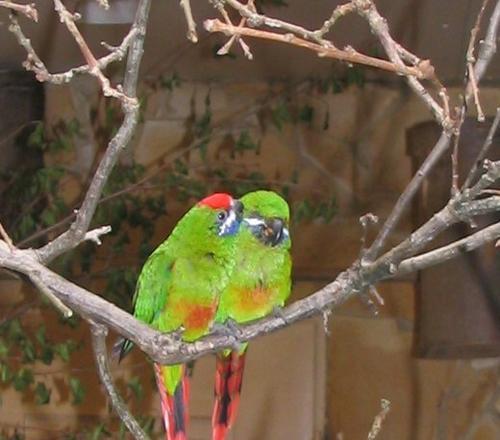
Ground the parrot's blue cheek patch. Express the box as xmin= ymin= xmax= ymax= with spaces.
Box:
xmin=219 ymin=220 xmax=240 ymax=237
xmin=218 ymin=209 xmax=241 ymax=236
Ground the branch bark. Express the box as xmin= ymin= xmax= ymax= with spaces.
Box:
xmin=90 ymin=323 xmax=149 ymax=440
xmin=0 ymin=1 xmax=37 ymax=21
xmin=397 ymin=220 xmax=500 ymax=276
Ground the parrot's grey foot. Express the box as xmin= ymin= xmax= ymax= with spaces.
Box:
xmin=211 ymin=322 xmax=235 ymax=337
xmin=168 ymin=327 xmax=184 ymax=341
xmin=225 ymin=318 xmax=244 ymax=338
xmin=272 ymin=306 xmax=288 ymax=324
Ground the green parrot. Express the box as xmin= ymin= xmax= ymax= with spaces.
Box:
xmin=211 ymin=190 xmax=292 ymax=440
xmin=119 ymin=193 xmax=244 ymax=440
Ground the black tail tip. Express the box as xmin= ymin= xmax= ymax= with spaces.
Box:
xmin=111 ymin=337 xmax=134 ymax=363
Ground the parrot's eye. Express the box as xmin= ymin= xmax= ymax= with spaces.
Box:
xmin=217 ymin=211 xmax=228 ymax=222
xmin=216 ymin=207 xmax=241 ymax=237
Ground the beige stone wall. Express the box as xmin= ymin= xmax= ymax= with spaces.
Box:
xmin=1 ymin=80 xmax=499 ymax=439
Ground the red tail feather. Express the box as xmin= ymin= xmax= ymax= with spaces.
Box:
xmin=154 ymin=364 xmax=190 ymax=440
xmin=212 ymin=351 xmax=246 ymax=440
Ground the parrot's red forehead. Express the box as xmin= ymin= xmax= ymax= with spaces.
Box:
xmin=198 ymin=193 xmax=233 ymax=210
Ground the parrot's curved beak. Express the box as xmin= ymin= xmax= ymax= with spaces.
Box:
xmin=232 ymin=199 xmax=244 ymax=222
xmin=244 ymin=216 xmax=288 ymax=247
xmin=267 ymin=218 xmax=289 ymax=247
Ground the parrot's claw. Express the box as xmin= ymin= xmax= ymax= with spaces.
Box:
xmin=211 ymin=322 xmax=235 ymax=338
xmin=272 ymin=306 xmax=288 ymax=324
xmin=211 ymin=320 xmax=244 ymax=343
xmin=168 ymin=327 xmax=184 ymax=342
xmin=225 ymin=318 xmax=244 ymax=338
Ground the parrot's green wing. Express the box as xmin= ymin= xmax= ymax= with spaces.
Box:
xmin=118 ymin=246 xmax=173 ymax=359
xmin=133 ymin=247 xmax=174 ymax=326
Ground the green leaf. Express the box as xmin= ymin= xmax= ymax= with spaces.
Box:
xmin=138 ymin=416 xmax=156 ymax=435
xmin=174 ymin=159 xmax=188 ymax=175
xmin=40 ymin=208 xmax=57 ymax=226
xmin=39 ymin=345 xmax=54 ymax=365
xmin=69 ymin=377 xmax=85 ymax=405
xmin=21 ymin=339 xmax=36 ymax=363
xmin=90 ymin=423 xmax=111 ymax=440
xmin=160 ymin=72 xmax=182 ymax=91
xmin=27 ymin=122 xmax=46 ymax=150
xmin=299 ymin=105 xmax=314 ymax=124
xmin=271 ymin=102 xmax=291 ymax=131
xmin=35 ymin=382 xmax=51 ymax=405
xmin=7 ymin=319 xmax=25 ymax=342
xmin=13 ymin=368 xmax=34 ymax=391
xmin=0 ymin=362 xmax=12 ymax=383
xmin=55 ymin=341 xmax=77 ymax=362
xmin=127 ymin=376 xmax=143 ymax=402
xmin=35 ymin=326 xmax=47 ymax=346
xmin=0 ymin=339 xmax=8 ymax=359
xmin=235 ymin=131 xmax=258 ymax=153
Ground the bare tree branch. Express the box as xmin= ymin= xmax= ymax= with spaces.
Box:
xmin=204 ymin=19 xmax=426 ymax=78
xmin=468 ymin=0 xmax=500 ymax=94
xmin=364 ymin=132 xmax=451 ymax=260
xmin=8 ymin=11 xmax=138 ymax=88
xmin=397 ymin=220 xmax=500 ymax=276
xmin=30 ymin=273 xmax=73 ymax=318
xmin=0 ymin=222 xmax=14 ymax=251
xmin=206 ymin=0 xmax=450 ymax=128
xmin=52 ymin=0 xmax=134 ymax=104
xmin=367 ymin=398 xmax=391 ymax=440
xmin=90 ymin=323 xmax=149 ymax=440
xmin=463 ymin=107 xmax=500 ymax=188
xmin=36 ymin=0 xmax=151 ymax=264
xmin=179 ymin=0 xmax=198 ymax=42
xmin=364 ymin=0 xmax=500 ymax=260
xmin=0 ymin=1 xmax=37 ymax=21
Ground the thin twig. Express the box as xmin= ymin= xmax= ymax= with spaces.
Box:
xmin=205 ymin=19 xmax=427 ymax=79
xmin=179 ymin=0 xmax=198 ymax=42
xmin=0 ymin=222 xmax=14 ymax=251
xmin=463 ymin=107 xmax=500 ymax=188
xmin=0 ymin=1 xmax=37 ymax=21
xmin=397 ymin=220 xmax=500 ymax=275
xmin=90 ymin=322 xmax=149 ymax=440
xmin=468 ymin=0 xmax=500 ymax=97
xmin=52 ymin=0 xmax=136 ymax=106
xmin=314 ymin=2 xmax=357 ymax=39
xmin=30 ymin=273 xmax=73 ymax=318
xmin=8 ymin=12 xmax=138 ymax=85
xmin=353 ymin=0 xmax=450 ymax=128
xmin=464 ymin=0 xmax=490 ymax=121
xmin=451 ymin=132 xmax=461 ymax=195
xmin=367 ymin=399 xmax=391 ymax=440
xmin=364 ymin=132 xmax=451 ymax=261
xmin=467 ymin=63 xmax=485 ymax=121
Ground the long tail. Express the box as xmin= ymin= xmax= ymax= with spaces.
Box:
xmin=154 ymin=363 xmax=190 ymax=440
xmin=212 ymin=350 xmax=247 ymax=440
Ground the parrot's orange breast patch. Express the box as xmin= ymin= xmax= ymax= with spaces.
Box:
xmin=237 ymin=286 xmax=273 ymax=314
xmin=183 ymin=302 xmax=217 ymax=331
